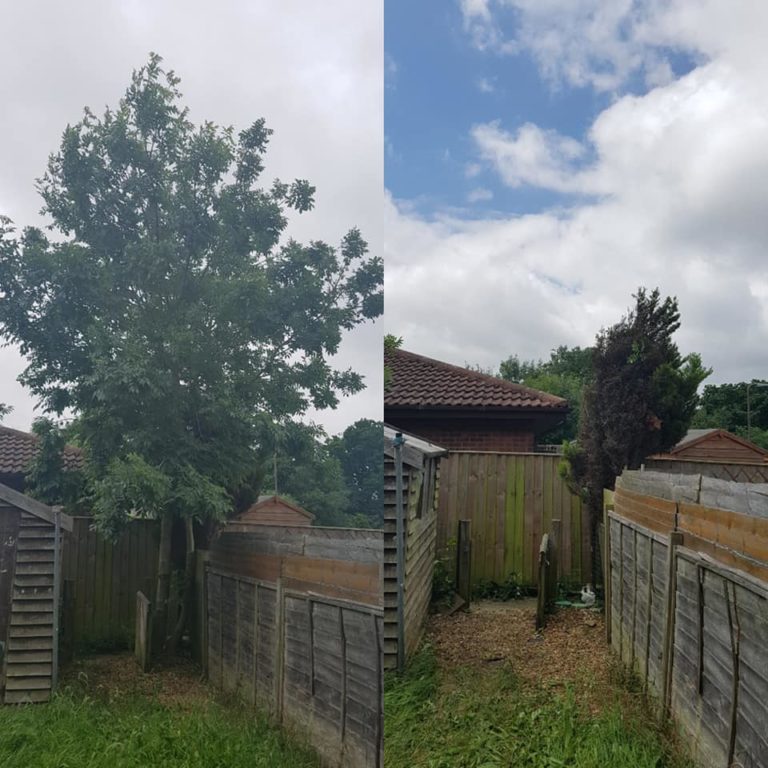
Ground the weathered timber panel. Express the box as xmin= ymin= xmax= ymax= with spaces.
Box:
xmin=383 ymin=451 xmax=439 ymax=670
xmin=206 ymin=566 xmax=382 ymax=768
xmin=436 ymin=452 xmax=588 ymax=588
xmin=609 ymin=471 xmax=768 ymax=768
xmin=209 ymin=526 xmax=382 ymax=607
xmin=0 ymin=504 xmax=21 ymax=698
xmin=62 ymin=517 xmax=158 ymax=647
xmin=649 ymin=455 xmax=768 ymax=478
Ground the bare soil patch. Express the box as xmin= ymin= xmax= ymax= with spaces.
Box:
xmin=62 ymin=653 xmax=211 ymax=709
xmin=427 ymin=603 xmax=617 ymax=714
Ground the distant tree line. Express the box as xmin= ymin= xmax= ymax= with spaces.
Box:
xmin=263 ymin=417 xmax=383 ymax=529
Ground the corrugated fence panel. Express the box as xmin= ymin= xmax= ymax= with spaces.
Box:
xmin=437 ymin=452 xmax=589 ymax=588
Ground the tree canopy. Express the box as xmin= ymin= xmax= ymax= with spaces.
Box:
xmin=329 ymin=418 xmax=383 ymax=527
xmin=497 ymin=346 xmax=593 ymax=443
xmin=0 ymin=53 xmax=382 ymax=534
xmin=565 ymin=289 xmax=710 ymax=577
xmin=261 ymin=418 xmax=382 ymax=529
xmin=691 ymin=381 xmax=768 ymax=449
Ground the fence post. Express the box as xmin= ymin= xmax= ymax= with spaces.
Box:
xmin=536 ymin=534 xmax=550 ymax=630
xmin=275 ymin=577 xmax=285 ymax=722
xmin=135 ymin=591 xmax=152 ymax=672
xmin=456 ymin=519 xmax=472 ymax=609
xmin=549 ymin=519 xmax=561 ymax=604
xmin=661 ymin=529 xmax=683 ymax=720
xmin=603 ymin=490 xmax=614 ymax=645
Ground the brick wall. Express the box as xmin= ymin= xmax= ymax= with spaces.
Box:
xmin=389 ymin=418 xmax=536 ymax=452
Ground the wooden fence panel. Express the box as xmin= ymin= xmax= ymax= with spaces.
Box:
xmin=206 ymin=566 xmax=382 ymax=768
xmin=62 ymin=518 xmax=159 ymax=648
xmin=437 ymin=452 xmax=588 ymax=588
xmin=609 ymin=474 xmax=768 ymax=768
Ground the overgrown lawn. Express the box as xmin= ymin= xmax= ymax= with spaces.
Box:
xmin=0 ymin=680 xmax=320 ymax=768
xmin=385 ymin=645 xmax=691 ymax=768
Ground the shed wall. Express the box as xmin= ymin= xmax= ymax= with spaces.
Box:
xmin=0 ymin=509 xmax=57 ymax=704
xmin=383 ymin=453 xmax=440 ymax=670
xmin=0 ymin=504 xmax=21 ymax=697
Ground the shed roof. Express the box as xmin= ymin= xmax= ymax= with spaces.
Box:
xmin=384 ymin=425 xmax=448 ymax=467
xmin=384 ymin=348 xmax=567 ymax=412
xmin=670 ymin=428 xmax=768 ymax=457
xmin=240 ymin=494 xmax=315 ymax=522
xmin=0 ymin=482 xmax=74 ymax=531
xmin=0 ymin=425 xmax=84 ymax=475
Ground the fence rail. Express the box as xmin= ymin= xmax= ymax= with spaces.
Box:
xmin=606 ymin=471 xmax=768 ymax=768
xmin=645 ymin=457 xmax=768 ymax=484
xmin=437 ymin=452 xmax=589 ymax=588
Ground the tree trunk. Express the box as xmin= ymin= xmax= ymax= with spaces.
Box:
xmin=168 ymin=517 xmax=195 ymax=655
xmin=153 ymin=510 xmax=174 ymax=654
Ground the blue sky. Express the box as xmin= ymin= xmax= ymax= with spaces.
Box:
xmin=386 ymin=1 xmax=696 ymax=219
xmin=384 ymin=1 xmax=768 ymax=384
xmin=386 ymin=2 xmax=601 ymax=216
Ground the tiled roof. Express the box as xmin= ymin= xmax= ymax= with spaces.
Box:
xmin=384 ymin=349 xmax=568 ymax=411
xmin=0 ymin=426 xmax=84 ymax=475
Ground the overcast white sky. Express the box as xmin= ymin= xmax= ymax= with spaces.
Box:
xmin=0 ymin=0 xmax=382 ymax=437
xmin=385 ymin=0 xmax=768 ymax=384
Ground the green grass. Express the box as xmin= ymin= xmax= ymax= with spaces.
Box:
xmin=385 ymin=646 xmax=692 ymax=768
xmin=0 ymin=690 xmax=321 ymax=768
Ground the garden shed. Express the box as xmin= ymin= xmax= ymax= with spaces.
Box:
xmin=649 ymin=428 xmax=768 ymax=464
xmin=383 ymin=425 xmax=447 ymax=670
xmin=646 ymin=428 xmax=768 ymax=483
xmin=230 ymin=494 xmax=315 ymax=527
xmin=0 ymin=483 xmax=73 ymax=704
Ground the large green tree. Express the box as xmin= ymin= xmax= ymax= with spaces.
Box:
xmin=565 ymin=289 xmax=710 ymax=582
xmin=329 ymin=419 xmax=383 ymax=528
xmin=0 ymin=55 xmax=382 ymax=651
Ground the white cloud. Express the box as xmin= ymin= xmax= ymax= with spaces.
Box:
xmin=476 ymin=76 xmax=496 ymax=93
xmin=460 ymin=0 xmax=516 ymax=54
xmin=465 ymin=162 xmax=483 ymax=178
xmin=0 ymin=0 xmax=383 ymax=436
xmin=387 ymin=2 xmax=768 ymax=383
xmin=471 ymin=121 xmax=587 ymax=192
xmin=385 ymin=52 xmax=399 ymax=90
xmin=458 ymin=0 xmax=768 ymax=93
xmin=467 ymin=187 xmax=494 ymax=203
